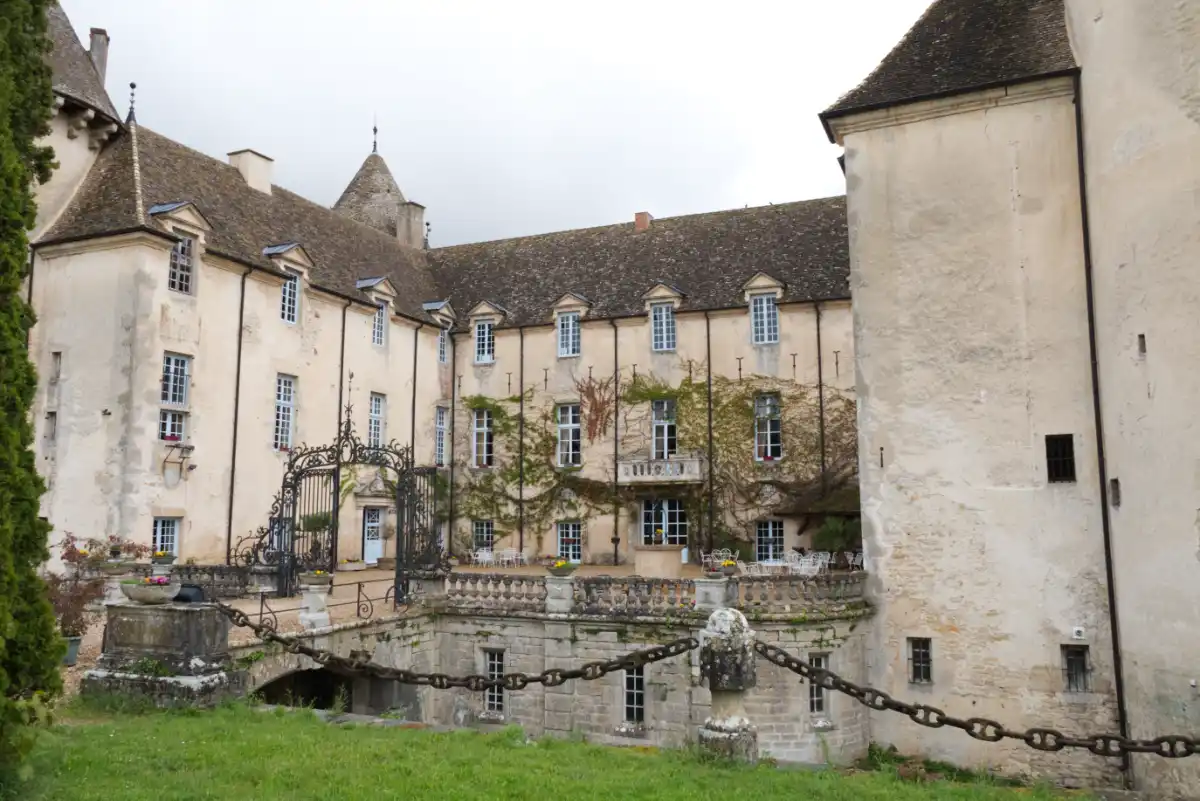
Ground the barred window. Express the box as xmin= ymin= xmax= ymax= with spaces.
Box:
xmin=274 ymin=374 xmax=296 ymax=451
xmin=1045 ymin=434 xmax=1076 ymax=483
xmin=473 ymin=520 xmax=495 ymax=551
xmin=755 ymin=520 xmax=784 ymax=562
xmin=168 ymin=233 xmax=195 ymax=294
xmin=650 ymin=303 xmax=676 ymax=352
xmin=557 ymin=521 xmax=582 ymax=563
xmin=908 ymin=638 xmax=932 ymax=684
xmin=750 ymin=293 xmax=779 ymax=344
xmin=1062 ymin=645 xmax=1092 ymax=693
xmin=624 ymin=665 xmax=645 ymax=724
xmin=435 ymin=406 xmax=448 ymax=467
xmin=368 ymin=392 xmax=386 ymax=448
xmin=651 ymin=399 xmax=677 ymax=460
xmin=152 ymin=517 xmax=180 ymax=556
xmin=475 ymin=320 xmax=495 ymax=364
xmin=808 ymin=653 xmax=828 ymax=713
xmin=754 ymin=393 xmax=782 ymax=460
xmin=372 ymin=304 xmax=387 ymax=347
xmin=485 ymin=650 xmax=505 ymax=714
xmin=472 ymin=409 xmax=493 ymax=467
xmin=557 ymin=404 xmax=581 ymax=467
xmin=557 ymin=312 xmax=581 ymax=358
xmin=281 ymin=270 xmax=299 ymax=323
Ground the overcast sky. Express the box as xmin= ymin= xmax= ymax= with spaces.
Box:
xmin=61 ymin=0 xmax=928 ymax=247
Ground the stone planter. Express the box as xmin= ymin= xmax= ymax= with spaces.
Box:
xmin=377 ymin=557 xmax=396 ymax=571
xmin=119 ymin=581 xmax=181 ymax=605
xmin=151 ymin=555 xmax=177 ymax=566
xmin=100 ymin=560 xmax=133 ymax=575
xmin=299 ymin=573 xmax=333 ymax=588
xmin=63 ymin=635 xmax=83 ymax=667
xmin=704 ymin=571 xmax=724 ymax=580
xmin=547 ymin=566 xmax=577 ymax=578
xmin=722 ymin=565 xmax=738 ymax=577
xmin=339 ymin=561 xmax=367 ymax=572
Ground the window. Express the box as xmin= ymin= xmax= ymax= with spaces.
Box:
xmin=641 ymin=499 xmax=687 ymax=545
xmin=168 ymin=233 xmax=195 ymax=294
xmin=908 ymin=638 xmax=932 ymax=684
xmin=152 ymin=517 xmax=180 ymax=556
xmin=45 ymin=412 xmax=57 ymax=443
xmin=808 ymin=653 xmax=828 ymax=713
xmin=651 ymin=399 xmax=677 ymax=460
xmin=557 ymin=521 xmax=582 ymax=563
xmin=755 ymin=520 xmax=785 ymax=562
xmin=650 ymin=303 xmax=676 ymax=352
xmin=435 ymin=406 xmax=448 ymax=467
xmin=557 ymin=404 xmax=581 ymax=467
xmin=754 ymin=394 xmax=782 ymax=461
xmin=372 ymin=303 xmax=387 ymax=346
xmin=557 ymin=311 xmax=581 ymax=358
xmin=473 ymin=520 xmax=495 ymax=551
xmin=472 ymin=408 xmax=493 ymax=467
xmin=368 ymin=393 xmax=386 ymax=447
xmin=1046 ymin=434 xmax=1076 ymax=483
xmin=280 ymin=270 xmax=299 ymax=323
xmin=437 ymin=326 xmax=448 ymax=364
xmin=485 ymin=650 xmax=505 ymax=715
xmin=750 ymin=293 xmax=779 ymax=344
xmin=274 ymin=374 xmax=296 ymax=451
xmin=49 ymin=351 xmax=62 ymax=383
xmin=475 ymin=320 xmax=495 ymax=364
xmin=624 ymin=666 xmax=645 ymax=724
xmin=1062 ymin=646 xmax=1091 ymax=693
xmin=160 ymin=353 xmax=190 ymax=441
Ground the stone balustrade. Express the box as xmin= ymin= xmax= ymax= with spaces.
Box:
xmin=572 ymin=576 xmax=696 ymax=617
xmin=616 ymin=456 xmax=704 ymax=484
xmin=730 ymin=572 xmax=869 ymax=618
xmin=444 ymin=572 xmax=548 ymax=612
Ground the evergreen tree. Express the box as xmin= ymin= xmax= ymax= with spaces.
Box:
xmin=0 ymin=0 xmax=63 ymax=778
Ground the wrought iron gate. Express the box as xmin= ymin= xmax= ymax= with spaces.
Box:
xmin=235 ymin=406 xmax=440 ymax=598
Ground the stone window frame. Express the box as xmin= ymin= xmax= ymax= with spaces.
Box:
xmin=612 ymin=659 xmax=649 ymax=738
xmin=159 ymin=351 xmax=191 ymax=442
xmin=907 ymin=637 xmax=933 ymax=685
xmin=556 ymin=311 xmax=581 ymax=359
xmin=167 ymin=229 xmax=197 ymax=295
xmin=807 ymin=652 xmax=830 ymax=714
xmin=152 ymin=516 xmax=181 ymax=556
xmin=474 ymin=318 xmax=496 ymax=364
xmin=649 ymin=302 xmax=676 ymax=352
xmin=472 ymin=408 xmax=494 ymax=468
xmin=481 ymin=648 xmax=506 ymax=720
xmin=749 ymin=292 xmax=780 ymax=345
xmin=556 ymin=403 xmax=582 ymax=467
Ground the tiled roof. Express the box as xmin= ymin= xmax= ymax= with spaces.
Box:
xmin=38 ymin=125 xmax=439 ymax=320
xmin=46 ymin=2 xmax=119 ymax=121
xmin=428 ymin=197 xmax=849 ymax=327
xmin=822 ymin=0 xmax=1075 ymax=123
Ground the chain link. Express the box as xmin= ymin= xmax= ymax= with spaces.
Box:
xmin=216 ymin=602 xmax=698 ymax=689
xmin=753 ymin=640 xmax=1199 ymax=760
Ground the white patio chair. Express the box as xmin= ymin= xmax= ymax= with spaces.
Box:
xmin=852 ymin=552 xmax=864 ymax=570
xmin=474 ymin=549 xmax=494 ymax=567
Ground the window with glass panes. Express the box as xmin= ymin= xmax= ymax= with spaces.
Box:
xmin=274 ymin=374 xmax=296 ymax=450
xmin=152 ymin=517 xmax=180 ymax=556
xmin=651 ymin=399 xmax=677 ymax=459
xmin=485 ymin=651 xmax=505 ymax=714
xmin=368 ymin=393 xmax=386 ymax=447
xmin=624 ymin=666 xmax=645 ymax=724
xmin=754 ymin=394 xmax=782 ymax=460
xmin=755 ymin=520 xmax=784 ymax=561
xmin=475 ymin=320 xmax=495 ymax=363
xmin=472 ymin=408 xmax=493 ymax=467
xmin=437 ymin=327 xmax=448 ymax=363
xmin=557 ymin=311 xmax=581 ymax=357
xmin=281 ymin=271 xmax=299 ymax=323
xmin=650 ymin=303 xmax=676 ymax=352
xmin=372 ymin=304 xmax=387 ymax=346
xmin=557 ymin=521 xmax=582 ymax=563
xmin=473 ymin=520 xmax=495 ymax=550
xmin=168 ymin=233 xmax=194 ymax=294
xmin=159 ymin=353 xmax=190 ymax=441
xmin=435 ymin=406 xmax=448 ymax=466
xmin=557 ymin=404 xmax=581 ymax=466
xmin=750 ymin=293 xmax=779 ymax=344
xmin=641 ymin=499 xmax=687 ymax=545
xmin=808 ymin=654 xmax=828 ymax=713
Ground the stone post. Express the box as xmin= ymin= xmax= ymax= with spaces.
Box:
xmin=544 ymin=575 xmax=574 ymax=615
xmin=698 ymin=608 xmax=757 ymax=763
xmin=693 ymin=577 xmax=729 ymax=613
xmin=299 ymin=584 xmax=331 ymax=630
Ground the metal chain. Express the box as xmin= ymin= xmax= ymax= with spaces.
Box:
xmin=754 ymin=640 xmax=1198 ymax=759
xmin=216 ymin=602 xmax=698 ymax=690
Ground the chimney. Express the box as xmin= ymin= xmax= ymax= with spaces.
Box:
xmin=227 ymin=149 xmax=274 ymax=194
xmin=89 ymin=28 xmax=109 ymax=84
xmin=634 ymin=211 xmax=653 ymax=232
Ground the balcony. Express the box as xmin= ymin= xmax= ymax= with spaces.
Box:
xmin=617 ymin=455 xmax=704 ymax=485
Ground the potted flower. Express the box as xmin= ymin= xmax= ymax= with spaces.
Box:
xmin=339 ymin=558 xmax=366 ymax=572
xmin=721 ymin=559 xmax=738 ymax=577
xmin=703 ymin=565 xmax=723 ymax=578
xmin=119 ymin=575 xmax=180 ymax=605
xmin=151 ymin=550 xmax=176 ymax=566
xmin=547 ymin=558 xmax=577 ymax=578
xmin=300 ymin=569 xmax=332 ymax=588
xmin=43 ymin=571 xmax=105 ymax=666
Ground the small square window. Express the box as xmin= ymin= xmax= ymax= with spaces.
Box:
xmin=1062 ymin=645 xmax=1091 ymax=693
xmin=908 ymin=637 xmax=932 ymax=684
xmin=1045 ymin=434 xmax=1076 ymax=483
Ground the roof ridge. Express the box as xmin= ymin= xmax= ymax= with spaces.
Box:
xmin=431 ymin=195 xmax=845 ymax=253
xmin=129 ymin=120 xmax=145 ymax=225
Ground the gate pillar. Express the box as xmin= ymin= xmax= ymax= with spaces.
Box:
xmin=697 ymin=608 xmax=758 ymax=763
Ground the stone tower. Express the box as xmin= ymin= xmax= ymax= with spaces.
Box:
xmin=333 ymin=150 xmax=425 ymax=249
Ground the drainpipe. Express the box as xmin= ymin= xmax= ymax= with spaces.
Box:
xmin=610 ymin=318 xmax=620 ymax=566
xmin=331 ymin=300 xmax=350 ymax=569
xmin=704 ymin=311 xmax=715 ymax=553
xmin=24 ymin=250 xmax=34 ymax=348
xmin=1072 ymin=71 xmax=1131 ymax=787
xmin=410 ymin=322 xmax=424 ymax=451
xmin=224 ymin=266 xmax=252 ymax=564
xmin=518 ymin=327 xmax=525 ymax=555
xmin=447 ymin=330 xmax=457 ymax=558
xmin=815 ymin=302 xmax=827 ymax=493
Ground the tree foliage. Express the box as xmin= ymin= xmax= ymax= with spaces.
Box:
xmin=0 ymin=0 xmax=62 ymax=782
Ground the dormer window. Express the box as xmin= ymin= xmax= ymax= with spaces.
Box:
xmin=650 ymin=303 xmax=676 ymax=352
xmin=437 ymin=326 xmax=448 ymax=364
xmin=750 ymin=293 xmax=779 ymax=345
xmin=168 ymin=232 xmax=195 ymax=294
xmin=281 ymin=270 xmax=300 ymax=324
xmin=475 ymin=319 xmax=495 ymax=364
xmin=372 ymin=303 xmax=388 ymax=347
xmin=557 ymin=312 xmax=581 ymax=358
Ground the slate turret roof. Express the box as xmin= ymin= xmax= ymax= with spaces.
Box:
xmin=46 ymin=2 xmax=120 ymax=122
xmin=821 ymin=0 xmax=1076 ymax=133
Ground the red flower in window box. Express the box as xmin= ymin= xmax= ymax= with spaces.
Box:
xmin=278 ymin=446 xmax=291 ymax=453
xmin=762 ymin=455 xmax=774 ymax=462
xmin=163 ymin=435 xmax=181 ymax=442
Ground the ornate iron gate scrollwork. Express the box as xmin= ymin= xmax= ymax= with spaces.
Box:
xmin=234 ymin=406 xmax=436 ymax=598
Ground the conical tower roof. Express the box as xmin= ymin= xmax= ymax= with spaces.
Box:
xmin=333 ymin=153 xmax=406 ymax=236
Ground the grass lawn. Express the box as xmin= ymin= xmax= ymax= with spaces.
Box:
xmin=16 ymin=704 xmax=1084 ymax=801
